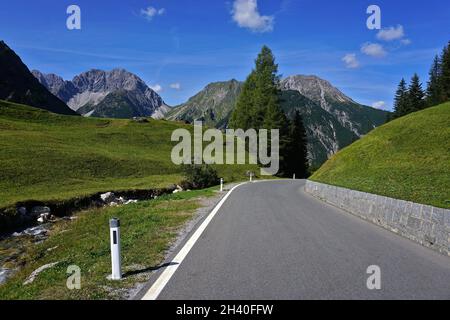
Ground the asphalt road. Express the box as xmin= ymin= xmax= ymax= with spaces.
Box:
xmin=155 ymin=180 xmax=450 ymax=300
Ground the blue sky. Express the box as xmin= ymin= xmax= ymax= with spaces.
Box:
xmin=0 ymin=0 xmax=449 ymax=109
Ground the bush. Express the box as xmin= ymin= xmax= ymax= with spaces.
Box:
xmin=182 ymin=163 xmax=219 ymax=189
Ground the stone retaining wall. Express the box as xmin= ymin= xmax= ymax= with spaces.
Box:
xmin=305 ymin=180 xmax=450 ymax=256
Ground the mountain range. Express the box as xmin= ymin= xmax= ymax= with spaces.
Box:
xmin=32 ymin=69 xmax=170 ymax=119
xmin=167 ymin=76 xmax=389 ymax=165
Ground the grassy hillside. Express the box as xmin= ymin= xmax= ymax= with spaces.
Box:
xmin=311 ymin=102 xmax=450 ymax=209
xmin=0 ymin=100 xmax=258 ymax=209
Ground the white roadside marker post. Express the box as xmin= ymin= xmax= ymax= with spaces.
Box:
xmin=220 ymin=178 xmax=224 ymax=192
xmin=110 ymin=218 xmax=122 ymax=280
xmin=250 ymin=172 xmax=253 ymax=182
xmin=293 ymin=173 xmax=296 ymax=180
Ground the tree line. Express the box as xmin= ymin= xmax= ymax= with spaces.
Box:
xmin=230 ymin=46 xmax=309 ymax=178
xmin=392 ymin=41 xmax=450 ymax=119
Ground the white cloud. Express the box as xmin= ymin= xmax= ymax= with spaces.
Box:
xmin=150 ymin=84 xmax=163 ymax=93
xmin=231 ymin=0 xmax=274 ymax=33
xmin=170 ymin=83 xmax=181 ymax=90
xmin=361 ymin=42 xmax=387 ymax=58
xmin=377 ymin=25 xmax=405 ymax=41
xmin=372 ymin=101 xmax=387 ymax=110
xmin=141 ymin=6 xmax=165 ymax=20
xmin=342 ymin=53 xmax=360 ymax=69
xmin=401 ymin=39 xmax=412 ymax=45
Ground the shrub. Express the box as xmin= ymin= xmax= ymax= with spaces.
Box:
xmin=182 ymin=163 xmax=219 ymax=189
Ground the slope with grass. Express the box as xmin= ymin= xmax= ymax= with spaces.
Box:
xmin=0 ymin=100 xmax=258 ymax=210
xmin=311 ymin=102 xmax=450 ymax=209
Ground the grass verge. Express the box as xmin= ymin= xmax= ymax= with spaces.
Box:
xmin=0 ymin=188 xmax=217 ymax=300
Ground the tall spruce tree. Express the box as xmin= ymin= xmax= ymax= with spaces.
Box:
xmin=230 ymin=46 xmax=284 ymax=131
xmin=285 ymin=111 xmax=309 ymax=178
xmin=407 ymin=73 xmax=426 ymax=112
xmin=393 ymin=78 xmax=409 ymax=118
xmin=230 ymin=72 xmax=257 ymax=130
xmin=230 ymin=46 xmax=289 ymax=176
xmin=440 ymin=42 xmax=450 ymax=102
xmin=426 ymin=55 xmax=443 ymax=107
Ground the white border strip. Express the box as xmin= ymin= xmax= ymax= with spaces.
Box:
xmin=141 ymin=182 xmax=248 ymax=300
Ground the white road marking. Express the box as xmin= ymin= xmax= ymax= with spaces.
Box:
xmin=141 ymin=182 xmax=248 ymax=300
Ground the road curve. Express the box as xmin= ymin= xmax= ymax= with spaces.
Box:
xmin=153 ymin=180 xmax=450 ymax=300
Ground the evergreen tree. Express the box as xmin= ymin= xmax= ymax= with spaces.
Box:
xmin=393 ymin=78 xmax=408 ymax=118
xmin=392 ymin=42 xmax=449 ymax=119
xmin=407 ymin=73 xmax=426 ymax=112
xmin=439 ymin=41 xmax=450 ymax=102
xmin=285 ymin=111 xmax=309 ymax=178
xmin=230 ymin=72 xmax=256 ymax=130
xmin=230 ymin=46 xmax=284 ymax=131
xmin=426 ymin=55 xmax=443 ymax=107
xmin=230 ymin=46 xmax=289 ymax=176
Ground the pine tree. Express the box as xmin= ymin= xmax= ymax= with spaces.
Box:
xmin=230 ymin=72 xmax=256 ymax=130
xmin=230 ymin=45 xmax=284 ymax=131
xmin=439 ymin=41 xmax=450 ymax=102
xmin=285 ymin=111 xmax=309 ymax=178
xmin=230 ymin=46 xmax=289 ymax=176
xmin=426 ymin=55 xmax=443 ymax=107
xmin=393 ymin=78 xmax=408 ymax=118
xmin=407 ymin=73 xmax=425 ymax=113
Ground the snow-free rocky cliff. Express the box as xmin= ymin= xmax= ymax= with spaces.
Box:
xmin=32 ymin=69 xmax=169 ymax=119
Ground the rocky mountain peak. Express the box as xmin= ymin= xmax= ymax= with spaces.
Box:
xmin=71 ymin=68 xmax=149 ymax=93
xmin=280 ymin=75 xmax=355 ymax=110
xmin=33 ymin=68 xmax=168 ymax=118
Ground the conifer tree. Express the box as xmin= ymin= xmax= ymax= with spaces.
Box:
xmin=285 ymin=111 xmax=309 ymax=178
xmin=407 ymin=73 xmax=425 ymax=112
xmin=393 ymin=78 xmax=408 ymax=118
xmin=230 ymin=46 xmax=290 ymax=176
xmin=439 ymin=42 xmax=450 ymax=102
xmin=426 ymin=55 xmax=443 ymax=107
xmin=230 ymin=72 xmax=256 ymax=130
xmin=230 ymin=46 xmax=285 ymax=131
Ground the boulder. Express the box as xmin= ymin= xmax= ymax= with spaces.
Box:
xmin=37 ymin=212 xmax=51 ymax=224
xmin=101 ymin=192 xmax=116 ymax=203
xmin=173 ymin=185 xmax=184 ymax=194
